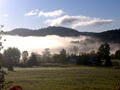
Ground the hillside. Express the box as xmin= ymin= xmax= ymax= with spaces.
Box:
xmin=6 ymin=26 xmax=81 ymax=37
xmin=88 ymin=29 xmax=120 ymax=43
xmin=6 ymin=26 xmax=120 ymax=43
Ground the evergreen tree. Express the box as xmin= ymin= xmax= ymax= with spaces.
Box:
xmin=59 ymin=49 xmax=67 ymax=63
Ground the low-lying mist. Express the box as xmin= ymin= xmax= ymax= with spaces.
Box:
xmin=2 ymin=35 xmax=120 ymax=54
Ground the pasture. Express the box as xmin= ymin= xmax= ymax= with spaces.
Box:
xmin=4 ymin=65 xmax=120 ymax=90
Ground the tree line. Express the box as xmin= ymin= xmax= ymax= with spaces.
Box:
xmin=0 ymin=43 xmax=119 ymax=71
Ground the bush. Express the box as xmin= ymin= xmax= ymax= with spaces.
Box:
xmin=77 ymin=55 xmax=91 ymax=65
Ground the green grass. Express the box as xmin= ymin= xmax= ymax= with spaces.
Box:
xmin=4 ymin=66 xmax=120 ymax=90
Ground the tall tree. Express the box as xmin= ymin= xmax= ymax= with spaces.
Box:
xmin=22 ymin=51 xmax=29 ymax=64
xmin=42 ymin=48 xmax=51 ymax=62
xmin=59 ymin=49 xmax=67 ymax=63
xmin=27 ymin=52 xmax=38 ymax=67
xmin=3 ymin=47 xmax=21 ymax=71
xmin=0 ymin=25 xmax=8 ymax=89
xmin=52 ymin=54 xmax=60 ymax=63
xmin=97 ymin=43 xmax=112 ymax=66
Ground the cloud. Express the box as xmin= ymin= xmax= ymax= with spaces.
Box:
xmin=24 ymin=9 xmax=38 ymax=16
xmin=72 ymin=19 xmax=113 ymax=29
xmin=45 ymin=15 xmax=90 ymax=26
xmin=24 ymin=9 xmax=113 ymax=29
xmin=38 ymin=9 xmax=64 ymax=17
xmin=45 ymin=15 xmax=113 ymax=29
xmin=3 ymin=14 xmax=8 ymax=17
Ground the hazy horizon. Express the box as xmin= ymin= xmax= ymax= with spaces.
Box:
xmin=1 ymin=35 xmax=120 ymax=55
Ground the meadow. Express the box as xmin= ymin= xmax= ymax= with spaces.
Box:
xmin=4 ymin=65 xmax=120 ymax=90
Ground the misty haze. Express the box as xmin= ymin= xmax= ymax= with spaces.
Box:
xmin=0 ymin=0 xmax=120 ymax=90
xmin=2 ymin=35 xmax=120 ymax=54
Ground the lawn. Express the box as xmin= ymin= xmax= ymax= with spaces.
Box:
xmin=4 ymin=65 xmax=120 ymax=90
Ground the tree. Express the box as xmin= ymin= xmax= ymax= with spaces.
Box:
xmin=59 ymin=49 xmax=67 ymax=63
xmin=52 ymin=54 xmax=60 ymax=63
xmin=97 ymin=43 xmax=112 ymax=66
xmin=72 ymin=46 xmax=79 ymax=55
xmin=70 ymin=46 xmax=79 ymax=55
xmin=3 ymin=47 xmax=21 ymax=71
xmin=42 ymin=48 xmax=51 ymax=63
xmin=27 ymin=52 xmax=38 ymax=67
xmin=22 ymin=51 xmax=29 ymax=64
xmin=0 ymin=25 xmax=5 ymax=89
xmin=96 ymin=53 xmax=102 ymax=65
xmin=77 ymin=53 xmax=93 ymax=65
xmin=0 ymin=53 xmax=3 ymax=68
xmin=0 ymin=25 xmax=10 ymax=89
xmin=115 ymin=50 xmax=120 ymax=59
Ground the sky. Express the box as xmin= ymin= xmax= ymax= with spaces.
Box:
xmin=0 ymin=0 xmax=120 ymax=32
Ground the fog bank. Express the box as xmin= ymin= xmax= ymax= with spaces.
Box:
xmin=2 ymin=35 xmax=120 ymax=54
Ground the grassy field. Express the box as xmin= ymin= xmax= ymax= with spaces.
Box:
xmin=4 ymin=65 xmax=120 ymax=90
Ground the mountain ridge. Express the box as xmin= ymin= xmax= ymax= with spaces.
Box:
xmin=6 ymin=26 xmax=81 ymax=37
xmin=5 ymin=26 xmax=120 ymax=43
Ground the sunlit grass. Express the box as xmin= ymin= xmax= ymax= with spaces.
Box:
xmin=4 ymin=65 xmax=120 ymax=90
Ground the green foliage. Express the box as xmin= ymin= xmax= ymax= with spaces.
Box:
xmin=3 ymin=47 xmax=21 ymax=71
xmin=97 ymin=43 xmax=112 ymax=66
xmin=0 ymin=25 xmax=13 ymax=89
xmin=3 ymin=47 xmax=21 ymax=66
xmin=0 ymin=25 xmax=5 ymax=89
xmin=98 ymin=43 xmax=110 ymax=57
xmin=59 ymin=49 xmax=67 ymax=63
xmin=27 ymin=52 xmax=38 ymax=67
xmin=0 ymin=73 xmax=5 ymax=89
xmin=52 ymin=54 xmax=60 ymax=63
xmin=77 ymin=54 xmax=91 ymax=65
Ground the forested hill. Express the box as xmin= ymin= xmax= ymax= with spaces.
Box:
xmin=88 ymin=29 xmax=120 ymax=43
xmin=6 ymin=26 xmax=120 ymax=43
xmin=6 ymin=26 xmax=81 ymax=37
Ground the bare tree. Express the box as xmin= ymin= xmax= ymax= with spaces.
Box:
xmin=72 ymin=46 xmax=79 ymax=55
